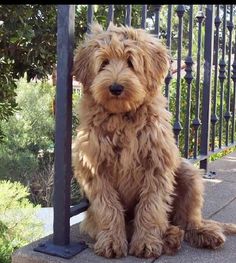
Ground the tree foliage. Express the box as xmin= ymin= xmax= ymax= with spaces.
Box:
xmin=0 ymin=5 xmax=56 ymax=80
xmin=0 ymin=5 xmax=57 ymax=139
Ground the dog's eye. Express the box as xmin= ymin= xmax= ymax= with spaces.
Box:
xmin=99 ymin=59 xmax=109 ymax=71
xmin=127 ymin=58 xmax=134 ymax=69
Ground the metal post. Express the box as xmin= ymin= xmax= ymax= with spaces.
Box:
xmin=231 ymin=20 xmax=236 ymax=143
xmin=211 ymin=5 xmax=221 ymax=151
xmin=173 ymin=5 xmax=185 ymax=146
xmin=34 ymin=5 xmax=87 ymax=258
xmin=184 ymin=5 xmax=194 ymax=159
xmin=193 ymin=6 xmax=205 ymax=159
xmin=125 ymin=5 xmax=132 ymax=26
xmin=87 ymin=5 xmax=94 ymax=33
xmin=53 ymin=4 xmax=74 ymax=246
xmin=141 ymin=5 xmax=147 ymax=29
xmin=219 ymin=6 xmax=227 ymax=149
xmin=164 ymin=5 xmax=173 ymax=109
xmin=107 ymin=5 xmax=114 ymax=26
xmin=154 ymin=5 xmax=162 ymax=37
xmin=200 ymin=5 xmax=215 ymax=170
xmin=224 ymin=5 xmax=234 ymax=146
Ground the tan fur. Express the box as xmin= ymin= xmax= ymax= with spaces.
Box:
xmin=72 ymin=23 xmax=236 ymax=259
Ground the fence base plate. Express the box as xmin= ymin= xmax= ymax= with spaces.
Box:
xmin=34 ymin=240 xmax=88 ymax=259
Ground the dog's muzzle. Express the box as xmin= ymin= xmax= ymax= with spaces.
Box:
xmin=109 ymin=83 xmax=124 ymax=96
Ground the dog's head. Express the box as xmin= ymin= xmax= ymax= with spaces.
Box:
xmin=72 ymin=23 xmax=169 ymax=113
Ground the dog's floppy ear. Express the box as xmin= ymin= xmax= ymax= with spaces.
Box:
xmin=144 ymin=37 xmax=170 ymax=94
xmin=72 ymin=44 xmax=94 ymax=88
xmin=72 ymin=23 xmax=104 ymax=88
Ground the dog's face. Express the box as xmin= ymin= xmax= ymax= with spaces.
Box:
xmin=73 ymin=23 xmax=169 ymax=113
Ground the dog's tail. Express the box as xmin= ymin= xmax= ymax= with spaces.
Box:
xmin=202 ymin=219 xmax=236 ymax=235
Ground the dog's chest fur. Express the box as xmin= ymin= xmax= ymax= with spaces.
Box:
xmin=75 ymin=99 xmax=179 ymax=212
xmin=100 ymin=113 xmax=147 ymax=209
xmin=92 ymin=107 xmax=171 ymax=209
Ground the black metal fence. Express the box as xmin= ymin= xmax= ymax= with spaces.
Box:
xmin=34 ymin=4 xmax=236 ymax=259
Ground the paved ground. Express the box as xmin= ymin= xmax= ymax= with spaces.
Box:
xmin=12 ymin=151 xmax=236 ymax=263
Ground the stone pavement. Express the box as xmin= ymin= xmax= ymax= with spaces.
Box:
xmin=12 ymin=152 xmax=236 ymax=263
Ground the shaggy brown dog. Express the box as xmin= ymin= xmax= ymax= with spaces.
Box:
xmin=72 ymin=23 xmax=236 ymax=259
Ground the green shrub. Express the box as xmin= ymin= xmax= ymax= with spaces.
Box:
xmin=0 ymin=180 xmax=43 ymax=263
xmin=0 ymin=78 xmax=55 ymax=184
xmin=209 ymin=146 xmax=236 ymax=162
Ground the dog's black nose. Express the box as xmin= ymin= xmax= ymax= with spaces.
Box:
xmin=109 ymin=83 xmax=124 ymax=96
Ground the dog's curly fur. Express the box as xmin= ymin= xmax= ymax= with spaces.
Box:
xmin=72 ymin=23 xmax=236 ymax=259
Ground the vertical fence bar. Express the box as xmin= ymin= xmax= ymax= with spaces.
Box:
xmin=211 ymin=5 xmax=220 ymax=151
xmin=154 ymin=5 xmax=162 ymax=37
xmin=231 ymin=23 xmax=236 ymax=143
xmin=164 ymin=5 xmax=173 ymax=109
xmin=87 ymin=5 xmax=94 ymax=33
xmin=107 ymin=5 xmax=114 ymax=25
xmin=184 ymin=5 xmax=194 ymax=158
xmin=141 ymin=5 xmax=147 ymax=29
xmin=200 ymin=5 xmax=215 ymax=170
xmin=53 ymin=5 xmax=75 ymax=245
xmin=193 ymin=6 xmax=205 ymax=159
xmin=173 ymin=5 xmax=185 ymax=146
xmin=219 ymin=5 xmax=227 ymax=149
xmin=166 ymin=5 xmax=173 ymax=53
xmin=125 ymin=5 xmax=132 ymax=26
xmin=225 ymin=5 xmax=234 ymax=146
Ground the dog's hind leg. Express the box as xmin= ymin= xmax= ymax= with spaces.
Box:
xmin=171 ymin=159 xmax=227 ymax=249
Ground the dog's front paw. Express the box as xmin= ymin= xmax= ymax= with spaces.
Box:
xmin=129 ymin=234 xmax=163 ymax=258
xmin=163 ymin=225 xmax=184 ymax=255
xmin=94 ymin=231 xmax=128 ymax=258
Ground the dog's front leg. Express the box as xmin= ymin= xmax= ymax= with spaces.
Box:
xmin=129 ymin=171 xmax=173 ymax=258
xmin=84 ymin=177 xmax=128 ymax=258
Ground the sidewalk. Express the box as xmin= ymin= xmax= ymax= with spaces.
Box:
xmin=12 ymin=152 xmax=236 ymax=263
